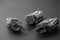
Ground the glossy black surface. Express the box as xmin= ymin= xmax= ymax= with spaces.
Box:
xmin=0 ymin=0 xmax=60 ymax=40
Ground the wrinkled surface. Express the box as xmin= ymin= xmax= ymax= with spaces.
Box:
xmin=6 ymin=18 xmax=23 ymax=32
xmin=25 ymin=11 xmax=43 ymax=24
xmin=34 ymin=18 xmax=58 ymax=33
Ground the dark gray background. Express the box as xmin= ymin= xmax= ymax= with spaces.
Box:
xmin=0 ymin=0 xmax=60 ymax=40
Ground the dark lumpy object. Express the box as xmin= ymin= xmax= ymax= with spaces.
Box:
xmin=7 ymin=19 xmax=23 ymax=32
xmin=25 ymin=11 xmax=43 ymax=25
xmin=34 ymin=18 xmax=59 ymax=33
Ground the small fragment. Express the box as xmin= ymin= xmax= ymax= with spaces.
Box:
xmin=34 ymin=18 xmax=59 ymax=33
xmin=25 ymin=10 xmax=43 ymax=25
xmin=6 ymin=18 xmax=25 ymax=32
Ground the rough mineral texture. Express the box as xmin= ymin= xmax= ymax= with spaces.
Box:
xmin=34 ymin=18 xmax=59 ymax=33
xmin=6 ymin=18 xmax=24 ymax=32
xmin=25 ymin=11 xmax=43 ymax=25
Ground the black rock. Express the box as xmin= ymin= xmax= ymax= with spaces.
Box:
xmin=34 ymin=18 xmax=59 ymax=33
xmin=25 ymin=11 xmax=43 ymax=25
xmin=6 ymin=18 xmax=25 ymax=32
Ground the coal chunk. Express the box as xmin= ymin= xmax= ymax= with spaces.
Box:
xmin=25 ymin=11 xmax=43 ymax=25
xmin=34 ymin=18 xmax=59 ymax=33
xmin=6 ymin=18 xmax=25 ymax=32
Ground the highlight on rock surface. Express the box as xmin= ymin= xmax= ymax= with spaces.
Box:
xmin=6 ymin=18 xmax=25 ymax=32
xmin=34 ymin=18 xmax=59 ymax=33
xmin=25 ymin=10 xmax=43 ymax=25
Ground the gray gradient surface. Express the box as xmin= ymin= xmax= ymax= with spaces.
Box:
xmin=0 ymin=0 xmax=60 ymax=40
